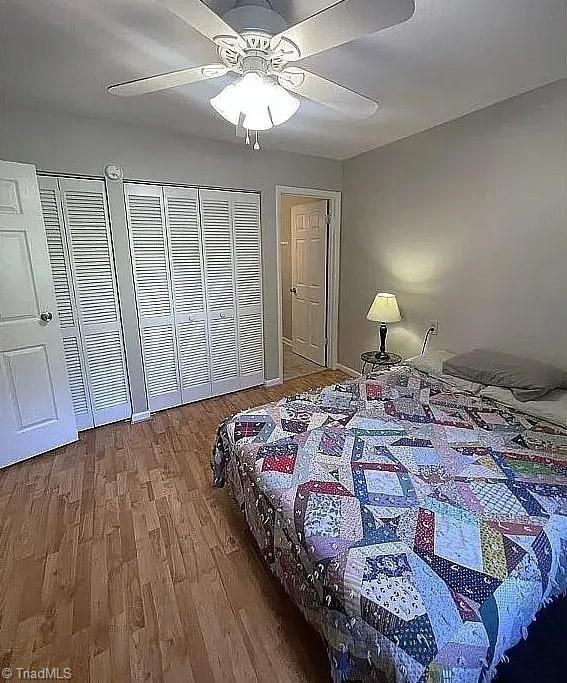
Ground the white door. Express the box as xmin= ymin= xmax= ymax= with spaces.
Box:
xmin=232 ymin=192 xmax=264 ymax=389
xmin=39 ymin=175 xmax=92 ymax=429
xmin=0 ymin=160 xmax=77 ymax=467
xmin=125 ymin=183 xmax=182 ymax=412
xmin=164 ymin=186 xmax=212 ymax=403
xmin=199 ymin=189 xmax=240 ymax=397
xmin=126 ymin=184 xmax=264 ymax=411
xmin=291 ymin=200 xmax=328 ymax=365
xmin=39 ymin=175 xmax=131 ymax=429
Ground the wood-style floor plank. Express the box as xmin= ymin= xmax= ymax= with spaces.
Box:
xmin=0 ymin=370 xmax=345 ymax=681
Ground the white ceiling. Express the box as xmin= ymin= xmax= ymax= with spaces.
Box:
xmin=1 ymin=0 xmax=565 ymax=159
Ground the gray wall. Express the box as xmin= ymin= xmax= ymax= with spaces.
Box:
xmin=1 ymin=107 xmax=342 ymax=410
xmin=340 ymin=79 xmax=567 ymax=371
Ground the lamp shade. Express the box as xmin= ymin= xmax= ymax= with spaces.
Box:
xmin=367 ymin=292 xmax=401 ymax=323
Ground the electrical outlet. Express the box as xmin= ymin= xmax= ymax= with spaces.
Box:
xmin=429 ymin=320 xmax=439 ymax=335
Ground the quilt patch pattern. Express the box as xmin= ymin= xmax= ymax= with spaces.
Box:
xmin=212 ymin=367 xmax=567 ymax=682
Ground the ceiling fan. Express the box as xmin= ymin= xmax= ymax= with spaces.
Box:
xmin=108 ymin=0 xmax=415 ymax=147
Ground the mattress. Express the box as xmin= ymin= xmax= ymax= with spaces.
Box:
xmin=212 ymin=366 xmax=567 ymax=682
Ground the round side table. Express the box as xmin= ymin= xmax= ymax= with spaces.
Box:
xmin=360 ymin=351 xmax=402 ymax=376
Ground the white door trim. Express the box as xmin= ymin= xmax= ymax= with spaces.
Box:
xmin=275 ymin=185 xmax=341 ymax=383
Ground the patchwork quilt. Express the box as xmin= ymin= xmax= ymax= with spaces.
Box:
xmin=212 ymin=367 xmax=567 ymax=682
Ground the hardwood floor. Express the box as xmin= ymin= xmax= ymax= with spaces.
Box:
xmin=283 ymin=346 xmax=323 ymax=382
xmin=0 ymin=370 xmax=346 ymax=682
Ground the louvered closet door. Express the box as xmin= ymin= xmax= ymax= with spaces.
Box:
xmin=164 ymin=186 xmax=212 ymax=403
xmin=59 ymin=178 xmax=131 ymax=426
xmin=232 ymin=192 xmax=264 ymax=389
xmin=39 ymin=176 xmax=93 ymax=430
xmin=199 ymin=189 xmax=240 ymax=397
xmin=125 ymin=183 xmax=181 ymax=411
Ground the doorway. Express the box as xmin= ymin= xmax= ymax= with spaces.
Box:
xmin=276 ymin=187 xmax=341 ymax=383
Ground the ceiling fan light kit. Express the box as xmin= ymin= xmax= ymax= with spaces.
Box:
xmin=211 ymin=72 xmax=300 ymax=130
xmin=108 ymin=0 xmax=416 ymax=148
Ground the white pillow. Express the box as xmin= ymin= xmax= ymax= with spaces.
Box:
xmin=406 ymin=350 xmax=483 ymax=394
xmin=479 ymin=385 xmax=567 ymax=430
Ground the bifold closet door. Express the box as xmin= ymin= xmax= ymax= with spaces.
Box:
xmin=199 ymin=189 xmax=264 ymax=394
xmin=39 ymin=176 xmax=131 ymax=428
xmin=232 ymin=192 xmax=264 ymax=389
xmin=127 ymin=184 xmax=264 ymax=412
xmin=199 ymin=189 xmax=240 ymax=397
xmin=163 ymin=186 xmax=212 ymax=403
xmin=125 ymin=183 xmax=181 ymax=411
xmin=39 ymin=177 xmax=92 ymax=429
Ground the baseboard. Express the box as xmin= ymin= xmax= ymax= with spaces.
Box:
xmin=336 ymin=363 xmax=361 ymax=377
xmin=282 ymin=337 xmax=292 ymax=347
xmin=265 ymin=377 xmax=283 ymax=387
xmin=131 ymin=410 xmax=151 ymax=423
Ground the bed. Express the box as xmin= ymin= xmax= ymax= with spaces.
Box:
xmin=212 ymin=365 xmax=567 ymax=682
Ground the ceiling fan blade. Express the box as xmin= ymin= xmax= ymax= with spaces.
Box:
xmin=280 ymin=68 xmax=378 ymax=119
xmin=157 ymin=0 xmax=240 ymax=43
xmin=272 ymin=0 xmax=415 ymax=61
xmin=108 ymin=64 xmax=228 ymax=96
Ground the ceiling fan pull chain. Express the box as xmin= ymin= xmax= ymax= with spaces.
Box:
xmin=253 ymin=131 xmax=261 ymax=151
xmin=245 ymin=129 xmax=251 ymax=146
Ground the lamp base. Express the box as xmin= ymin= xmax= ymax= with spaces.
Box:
xmin=377 ymin=323 xmax=389 ymax=359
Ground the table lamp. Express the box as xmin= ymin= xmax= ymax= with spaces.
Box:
xmin=366 ymin=292 xmax=401 ymax=360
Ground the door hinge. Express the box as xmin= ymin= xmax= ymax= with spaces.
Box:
xmin=325 ymin=214 xmax=332 ymax=225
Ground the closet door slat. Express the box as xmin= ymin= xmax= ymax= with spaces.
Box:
xmin=39 ymin=185 xmax=75 ymax=328
xmin=39 ymin=176 xmax=93 ymax=430
xmin=232 ymin=192 xmax=264 ymax=389
xmin=200 ymin=191 xmax=235 ymax=312
xmin=126 ymin=183 xmax=181 ymax=411
xmin=62 ymin=337 xmax=91 ymax=421
xmin=164 ymin=187 xmax=211 ymax=403
xmin=59 ymin=177 xmax=131 ymax=426
xmin=200 ymin=189 xmax=239 ymax=397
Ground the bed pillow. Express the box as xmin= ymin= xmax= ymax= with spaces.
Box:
xmin=406 ymin=350 xmax=483 ymax=393
xmin=479 ymin=385 xmax=567 ymax=429
xmin=442 ymin=349 xmax=567 ymax=401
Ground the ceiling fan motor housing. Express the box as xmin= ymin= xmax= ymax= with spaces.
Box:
xmin=222 ymin=0 xmax=288 ymax=35
xmin=241 ymin=54 xmax=268 ymax=76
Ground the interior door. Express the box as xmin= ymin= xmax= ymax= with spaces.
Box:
xmin=199 ymin=189 xmax=240 ymax=397
xmin=291 ymin=200 xmax=328 ymax=365
xmin=233 ymin=192 xmax=264 ymax=389
xmin=125 ymin=183 xmax=181 ymax=412
xmin=0 ymin=160 xmax=77 ymax=467
xmin=59 ymin=177 xmax=131 ymax=426
xmin=39 ymin=175 xmax=93 ymax=430
xmin=164 ymin=185 xmax=212 ymax=403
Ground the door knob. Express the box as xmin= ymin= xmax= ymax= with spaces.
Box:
xmin=40 ymin=311 xmax=53 ymax=323
xmin=290 ymin=287 xmax=297 ymax=295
